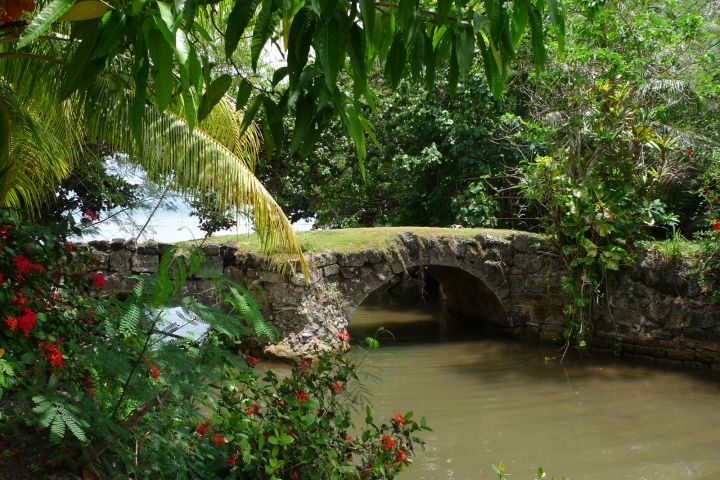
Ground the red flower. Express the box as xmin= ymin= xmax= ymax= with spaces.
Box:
xmin=337 ymin=330 xmax=350 ymax=342
xmin=292 ymin=472 xmax=299 ymax=479
xmin=213 ymin=433 xmax=226 ymax=447
xmin=64 ymin=243 xmax=74 ymax=253
xmin=686 ymin=147 xmax=694 ymax=157
xmin=394 ymin=413 xmax=405 ymax=426
xmin=83 ymin=376 xmax=95 ymax=397
xmin=245 ymin=403 xmax=260 ymax=415
xmin=42 ymin=341 xmax=64 ymax=368
xmin=91 ymin=272 xmax=106 ymax=288
xmin=12 ymin=254 xmax=44 ymax=281
xmin=332 ymin=380 xmax=343 ymax=394
xmin=196 ymin=423 xmax=209 ymax=438
xmin=226 ymin=454 xmax=237 ymax=466
xmin=11 ymin=291 xmax=27 ymax=305
xmin=148 ymin=364 xmax=160 ymax=380
xmin=296 ymin=391 xmax=309 ymax=403
xmin=247 ymin=356 xmax=258 ymax=365
xmin=51 ymin=292 xmax=61 ymax=301
xmin=713 ymin=221 xmax=720 ymax=231
xmin=382 ymin=434 xmax=396 ymax=450
xmin=395 ymin=450 xmax=409 ymax=463
xmin=81 ymin=210 xmax=98 ymax=223
xmin=0 ymin=225 xmax=11 ymax=240
xmin=16 ymin=307 xmax=37 ymax=337
xmin=4 ymin=315 xmax=18 ymax=331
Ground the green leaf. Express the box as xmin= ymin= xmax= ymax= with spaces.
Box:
xmin=60 ymin=20 xmax=104 ymax=100
xmin=271 ymin=66 xmax=287 ymax=86
xmin=18 ymin=0 xmax=76 ymax=48
xmin=235 ymin=79 xmax=253 ymax=110
xmin=527 ymin=3 xmax=546 ymax=73
xmin=436 ymin=0 xmax=452 ymax=25
xmin=175 ymin=28 xmax=190 ymax=64
xmin=225 ymin=0 xmax=261 ymax=58
xmin=315 ymin=12 xmax=348 ymax=91
xmin=447 ymin=34 xmax=459 ymax=94
xmin=510 ymin=0 xmax=529 ymax=46
xmin=359 ymin=0 xmax=374 ymax=40
xmin=287 ymin=6 xmax=315 ymax=87
xmin=455 ymin=22 xmax=474 ymax=79
xmin=91 ymin=11 xmax=126 ymax=59
xmin=290 ymin=93 xmax=314 ymax=154
xmin=546 ymin=0 xmax=565 ymax=53
xmin=147 ymin=27 xmax=175 ymax=110
xmin=239 ymin=94 xmax=263 ymax=137
xmin=198 ymin=73 xmax=232 ymax=122
xmin=348 ymin=24 xmax=367 ymax=99
xmin=384 ymin=32 xmax=406 ymax=89
xmin=250 ymin=0 xmax=280 ymax=71
xmin=59 ymin=0 xmax=112 ymax=22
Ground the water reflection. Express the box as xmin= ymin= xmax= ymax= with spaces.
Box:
xmin=349 ymin=297 xmax=720 ymax=480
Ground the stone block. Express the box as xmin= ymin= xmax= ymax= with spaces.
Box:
xmin=340 ymin=266 xmax=358 ymax=279
xmin=258 ymin=270 xmax=287 ymax=283
xmin=88 ymin=240 xmax=110 ymax=251
xmin=88 ymin=250 xmax=109 ymax=270
xmin=132 ymin=253 xmax=159 ymax=273
xmin=337 ymin=253 xmax=366 ymax=267
xmin=313 ymin=253 xmax=338 ymax=268
xmin=202 ymin=244 xmax=221 ymax=256
xmin=323 ymin=264 xmax=340 ymax=277
xmin=137 ymin=241 xmax=159 ymax=255
xmin=108 ymin=249 xmax=131 ymax=271
xmin=110 ymin=238 xmax=126 ymax=250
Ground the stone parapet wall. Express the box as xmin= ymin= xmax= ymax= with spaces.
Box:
xmin=78 ymin=232 xmax=719 ymax=367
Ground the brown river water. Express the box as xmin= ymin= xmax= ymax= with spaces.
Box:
xmin=348 ymin=299 xmax=720 ymax=480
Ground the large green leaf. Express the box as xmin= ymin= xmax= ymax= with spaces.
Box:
xmin=290 ymin=93 xmax=314 ymax=154
xmin=315 ymin=11 xmax=348 ymax=91
xmin=287 ymin=6 xmax=315 ymax=87
xmin=225 ymin=0 xmax=261 ymax=58
xmin=527 ymin=3 xmax=546 ymax=73
xmin=59 ymin=0 xmax=111 ymax=22
xmin=384 ymin=32 xmax=406 ymax=89
xmin=510 ymin=0 xmax=529 ymax=46
xmin=250 ymin=0 xmax=280 ymax=70
xmin=60 ymin=20 xmax=103 ymax=100
xmin=198 ymin=74 xmax=232 ymax=122
xmin=239 ymin=95 xmax=263 ymax=137
xmin=348 ymin=24 xmax=367 ymax=99
xmin=547 ymin=0 xmax=565 ymax=53
xmin=455 ymin=21 xmax=474 ymax=79
xmin=17 ymin=0 xmax=76 ymax=48
xmin=235 ymin=79 xmax=253 ymax=111
xmin=359 ymin=0 xmax=375 ymax=40
xmin=147 ymin=27 xmax=174 ymax=110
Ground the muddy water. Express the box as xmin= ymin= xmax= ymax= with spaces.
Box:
xmin=349 ymin=301 xmax=720 ymax=480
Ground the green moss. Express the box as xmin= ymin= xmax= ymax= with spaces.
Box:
xmin=641 ymin=238 xmax=706 ymax=261
xmin=182 ymin=227 xmax=531 ymax=254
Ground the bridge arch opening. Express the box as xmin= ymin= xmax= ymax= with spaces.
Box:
xmin=348 ymin=264 xmax=508 ymax=341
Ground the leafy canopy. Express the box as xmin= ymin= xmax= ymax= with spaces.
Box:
xmin=14 ymin=0 xmax=565 ymax=169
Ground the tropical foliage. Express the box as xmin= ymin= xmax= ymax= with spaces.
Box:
xmin=0 ymin=209 xmax=429 ymax=478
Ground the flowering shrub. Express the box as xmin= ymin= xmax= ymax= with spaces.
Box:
xmin=0 ymin=208 xmax=429 ymax=478
xmin=696 ymin=187 xmax=720 ymax=303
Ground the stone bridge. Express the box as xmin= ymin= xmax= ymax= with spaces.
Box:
xmin=80 ymin=230 xmax=720 ymax=368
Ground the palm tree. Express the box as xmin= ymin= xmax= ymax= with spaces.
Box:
xmin=0 ymin=13 xmax=307 ymax=273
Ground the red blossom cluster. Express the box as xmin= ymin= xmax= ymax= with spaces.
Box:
xmin=393 ymin=413 xmax=405 ymax=426
xmin=0 ymin=225 xmax=11 ymax=240
xmin=83 ymin=376 xmax=95 ymax=396
xmin=4 ymin=307 xmax=38 ymax=337
xmin=91 ymin=272 xmax=106 ymax=288
xmin=381 ymin=434 xmax=396 ymax=450
xmin=148 ymin=364 xmax=160 ymax=380
xmin=39 ymin=340 xmax=64 ymax=368
xmin=332 ymin=380 xmax=343 ymax=394
xmin=245 ymin=403 xmax=261 ymax=415
xmin=337 ymin=330 xmax=350 ymax=342
xmin=213 ymin=433 xmax=226 ymax=447
xmin=296 ymin=391 xmax=309 ymax=403
xmin=12 ymin=254 xmax=44 ymax=281
xmin=81 ymin=210 xmax=98 ymax=223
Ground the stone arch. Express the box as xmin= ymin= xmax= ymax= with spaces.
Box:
xmin=336 ymin=238 xmax=511 ymax=329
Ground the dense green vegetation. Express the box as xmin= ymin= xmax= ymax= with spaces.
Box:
xmin=1 ymin=0 xmax=720 ymax=476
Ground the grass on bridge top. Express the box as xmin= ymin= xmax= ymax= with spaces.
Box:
xmin=185 ymin=227 xmax=531 ymax=254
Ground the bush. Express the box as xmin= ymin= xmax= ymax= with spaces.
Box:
xmin=0 ymin=209 xmax=427 ymax=478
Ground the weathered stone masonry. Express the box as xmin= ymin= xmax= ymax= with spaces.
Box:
xmin=79 ymin=232 xmax=719 ymax=368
